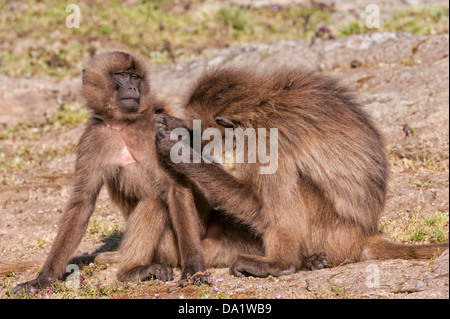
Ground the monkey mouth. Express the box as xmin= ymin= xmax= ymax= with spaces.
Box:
xmin=120 ymin=98 xmax=139 ymax=111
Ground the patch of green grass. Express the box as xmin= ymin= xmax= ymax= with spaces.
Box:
xmin=0 ymin=1 xmax=326 ymax=78
xmin=1 ymin=1 xmax=447 ymax=78
xmin=383 ymin=6 xmax=449 ymax=35
xmin=0 ymin=101 xmax=87 ymax=176
xmin=339 ymin=20 xmax=367 ymax=37
xmin=331 ymin=283 xmax=345 ymax=297
xmin=50 ymin=103 xmax=89 ymax=129
xmin=217 ymin=6 xmax=250 ymax=31
xmin=0 ymin=102 xmax=88 ymax=142
xmin=2 ymin=273 xmax=122 ymax=299
xmin=387 ymin=149 xmax=448 ymax=173
xmin=0 ymin=143 xmax=76 ymax=176
xmin=338 ymin=4 xmax=449 ymax=37
xmin=0 ymin=121 xmax=33 ymax=141
xmin=381 ymin=211 xmax=449 ymax=244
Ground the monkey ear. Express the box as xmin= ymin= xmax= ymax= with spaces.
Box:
xmin=215 ymin=117 xmax=237 ymax=128
xmin=214 ymin=92 xmax=224 ymax=100
xmin=81 ymin=68 xmax=108 ymax=89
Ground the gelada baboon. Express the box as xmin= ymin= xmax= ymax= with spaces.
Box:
xmin=8 ymin=51 xmax=262 ymax=294
xmin=155 ymin=67 xmax=449 ymax=278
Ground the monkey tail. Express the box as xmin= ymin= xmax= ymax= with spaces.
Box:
xmin=362 ymin=234 xmax=449 ymax=260
xmin=0 ymin=260 xmax=43 ymax=277
xmin=68 ymin=251 xmax=120 ymax=266
xmin=0 ymin=251 xmax=120 ymax=277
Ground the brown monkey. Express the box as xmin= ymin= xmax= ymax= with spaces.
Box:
xmin=155 ymin=67 xmax=449 ymax=278
xmin=9 ymin=51 xmax=254 ymax=294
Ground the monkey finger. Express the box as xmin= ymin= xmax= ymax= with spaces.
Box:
xmin=302 ymin=252 xmax=329 ymax=271
xmin=177 ymin=279 xmax=189 ymax=288
xmin=10 ymin=283 xmax=30 ymax=295
xmin=191 ymin=271 xmax=212 ymax=286
xmin=154 ymin=130 xmax=170 ymax=145
xmin=177 ymin=271 xmax=211 ymax=287
xmin=155 ymin=113 xmax=168 ymax=127
xmin=10 ymin=277 xmax=54 ymax=295
xmin=144 ymin=263 xmax=174 ymax=282
xmin=156 ymin=122 xmax=168 ymax=132
xmin=154 ymin=131 xmax=176 ymax=159
xmin=118 ymin=264 xmax=174 ymax=282
xmin=156 ymin=113 xmax=185 ymax=131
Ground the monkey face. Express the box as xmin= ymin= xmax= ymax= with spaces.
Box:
xmin=184 ymin=68 xmax=267 ymax=134
xmin=113 ymin=69 xmax=142 ymax=112
xmin=81 ymin=51 xmax=151 ymax=122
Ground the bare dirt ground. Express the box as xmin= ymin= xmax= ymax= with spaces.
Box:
xmin=0 ymin=5 xmax=448 ymax=299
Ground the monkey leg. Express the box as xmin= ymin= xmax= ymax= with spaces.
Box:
xmin=229 ymin=217 xmax=328 ymax=277
xmin=230 ymin=251 xmax=329 ymax=277
xmin=152 ymin=210 xmax=265 ymax=270
xmin=230 ymin=225 xmax=301 ymax=277
xmin=230 ymin=255 xmax=295 ymax=278
xmin=167 ymin=184 xmax=209 ymax=284
xmin=117 ymin=198 xmax=173 ymax=282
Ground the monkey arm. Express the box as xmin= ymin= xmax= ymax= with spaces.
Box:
xmin=155 ymin=130 xmax=262 ymax=226
xmin=11 ymin=151 xmax=104 ymax=294
xmin=42 ymin=178 xmax=103 ymax=277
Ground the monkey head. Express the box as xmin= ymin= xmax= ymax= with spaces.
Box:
xmin=81 ymin=50 xmax=152 ymax=122
xmin=183 ymin=67 xmax=280 ymax=134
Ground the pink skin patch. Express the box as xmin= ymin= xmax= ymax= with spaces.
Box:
xmin=105 ymin=121 xmax=128 ymax=130
xmin=119 ymin=146 xmax=136 ymax=167
xmin=103 ymin=121 xmax=136 ymax=166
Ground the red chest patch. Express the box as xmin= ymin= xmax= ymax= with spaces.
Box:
xmin=119 ymin=145 xmax=136 ymax=167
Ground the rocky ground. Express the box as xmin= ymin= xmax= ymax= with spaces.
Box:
xmin=0 ymin=2 xmax=448 ymax=300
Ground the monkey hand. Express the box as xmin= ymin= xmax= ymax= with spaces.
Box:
xmin=155 ymin=129 xmax=185 ymax=165
xmin=117 ymin=263 xmax=173 ymax=282
xmin=178 ymin=271 xmax=212 ymax=288
xmin=10 ymin=275 xmax=55 ymax=295
xmin=301 ymin=252 xmax=329 ymax=270
xmin=155 ymin=112 xmax=186 ymax=132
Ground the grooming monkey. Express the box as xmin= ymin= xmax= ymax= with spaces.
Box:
xmin=7 ymin=51 xmax=262 ymax=294
xmin=155 ymin=67 xmax=449 ymax=278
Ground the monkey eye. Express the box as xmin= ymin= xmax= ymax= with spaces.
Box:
xmin=215 ymin=117 xmax=236 ymax=128
xmin=131 ymin=74 xmax=140 ymax=79
xmin=116 ymin=73 xmax=125 ymax=77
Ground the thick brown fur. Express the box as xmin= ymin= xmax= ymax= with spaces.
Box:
xmin=155 ymin=67 xmax=449 ymax=277
xmin=8 ymin=52 xmax=263 ymax=294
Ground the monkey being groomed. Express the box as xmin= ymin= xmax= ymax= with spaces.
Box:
xmin=155 ymin=66 xmax=449 ymax=278
xmin=5 ymin=51 xmax=263 ymax=294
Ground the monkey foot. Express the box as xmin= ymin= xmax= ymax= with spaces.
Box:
xmin=178 ymin=271 xmax=212 ymax=287
xmin=231 ymin=255 xmax=295 ymax=278
xmin=117 ymin=263 xmax=173 ymax=282
xmin=302 ymin=252 xmax=329 ymax=270
xmin=10 ymin=276 xmax=55 ymax=295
